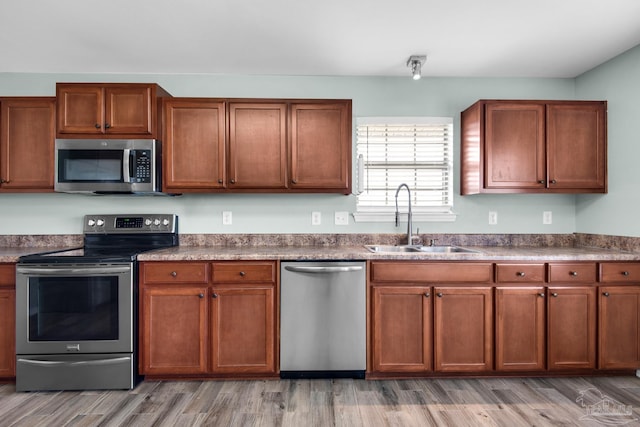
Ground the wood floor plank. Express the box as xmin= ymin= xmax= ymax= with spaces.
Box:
xmin=1 ymin=376 xmax=640 ymax=426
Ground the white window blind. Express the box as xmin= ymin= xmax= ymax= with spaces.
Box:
xmin=355 ymin=117 xmax=455 ymax=222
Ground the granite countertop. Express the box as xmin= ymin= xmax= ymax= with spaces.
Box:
xmin=137 ymin=244 xmax=640 ymax=262
xmin=0 ymin=246 xmax=80 ymax=263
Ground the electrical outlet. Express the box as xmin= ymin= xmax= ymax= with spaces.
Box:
xmin=312 ymin=211 xmax=321 ymax=225
xmin=488 ymin=211 xmax=498 ymax=225
xmin=543 ymin=211 xmax=552 ymax=225
xmin=334 ymin=211 xmax=349 ymax=225
xmin=222 ymin=211 xmax=233 ymax=225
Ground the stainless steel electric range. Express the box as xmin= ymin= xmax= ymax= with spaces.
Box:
xmin=15 ymin=214 xmax=178 ymax=392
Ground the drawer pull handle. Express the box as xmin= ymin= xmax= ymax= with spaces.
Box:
xmin=551 ymin=292 xmax=559 ymax=297
xmin=603 ymin=292 xmax=610 ymax=297
xmin=437 ymin=292 xmax=443 ymax=298
xmin=212 ymin=293 xmax=218 ymax=298
xmin=170 ymin=271 xmax=177 ymax=277
xmin=570 ymin=271 xmax=578 ymax=276
xmin=95 ymin=123 xmax=101 ymax=129
xmin=218 ymin=179 xmax=223 ymax=184
xmin=424 ymin=292 xmax=430 ymax=298
xmin=538 ymin=180 xmax=545 ymax=184
xmin=104 ymin=123 xmax=111 ymax=129
xmin=239 ymin=271 xmax=246 ymax=277
xmin=538 ymin=293 xmax=545 ymax=297
xmin=198 ymin=293 xmax=204 ymax=298
xmin=516 ymin=272 xmax=525 ymax=277
xmin=622 ymin=271 xmax=630 ymax=276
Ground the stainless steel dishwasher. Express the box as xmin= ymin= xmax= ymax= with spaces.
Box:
xmin=280 ymin=261 xmax=366 ymax=379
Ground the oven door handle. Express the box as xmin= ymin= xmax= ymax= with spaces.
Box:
xmin=17 ymin=357 xmax=131 ymax=367
xmin=17 ymin=266 xmax=131 ymax=275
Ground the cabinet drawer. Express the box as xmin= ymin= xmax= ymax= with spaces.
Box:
xmin=0 ymin=264 xmax=14 ymax=286
xmin=212 ymin=262 xmax=275 ymax=283
xmin=142 ymin=262 xmax=209 ymax=284
xmin=548 ymin=263 xmax=596 ymax=283
xmin=370 ymin=262 xmax=493 ymax=283
xmin=600 ymin=263 xmax=640 ymax=283
xmin=495 ymin=264 xmax=545 ymax=283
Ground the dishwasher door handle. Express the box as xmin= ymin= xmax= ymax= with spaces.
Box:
xmin=284 ymin=265 xmax=364 ymax=274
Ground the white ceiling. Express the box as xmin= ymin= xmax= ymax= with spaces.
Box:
xmin=2 ymin=0 xmax=640 ymax=78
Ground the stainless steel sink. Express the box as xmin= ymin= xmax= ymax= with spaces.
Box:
xmin=364 ymin=244 xmax=480 ymax=254
xmin=365 ymin=245 xmax=422 ymax=253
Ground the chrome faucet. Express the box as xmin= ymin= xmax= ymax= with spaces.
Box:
xmin=395 ymin=183 xmax=419 ymax=245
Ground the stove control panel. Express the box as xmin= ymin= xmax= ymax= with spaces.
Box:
xmin=84 ymin=214 xmax=178 ymax=233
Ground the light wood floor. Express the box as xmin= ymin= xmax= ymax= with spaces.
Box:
xmin=1 ymin=376 xmax=640 ymax=426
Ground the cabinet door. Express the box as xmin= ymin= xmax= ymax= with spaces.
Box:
xmin=547 ymin=286 xmax=596 ymax=370
xmin=0 ymin=288 xmax=15 ymax=378
xmin=229 ymin=102 xmax=287 ymax=189
xmin=434 ymin=286 xmax=493 ymax=372
xmin=104 ymin=86 xmax=153 ymax=135
xmin=484 ymin=102 xmax=546 ymax=189
xmin=495 ymin=287 xmax=546 ymax=371
xmin=163 ymin=99 xmax=226 ymax=191
xmin=547 ymin=102 xmax=606 ymax=191
xmin=140 ymin=286 xmax=208 ymax=375
xmin=290 ymin=101 xmax=351 ymax=193
xmin=371 ymin=286 xmax=432 ymax=372
xmin=599 ymin=286 xmax=640 ymax=369
xmin=210 ymin=286 xmax=276 ymax=374
xmin=56 ymin=85 xmax=104 ymax=135
xmin=0 ymin=98 xmax=55 ymax=191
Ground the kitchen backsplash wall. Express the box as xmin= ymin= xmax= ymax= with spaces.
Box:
xmin=2 ymin=43 xmax=638 ymax=237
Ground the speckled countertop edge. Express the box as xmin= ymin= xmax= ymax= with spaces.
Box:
xmin=3 ymin=233 xmax=640 ymax=263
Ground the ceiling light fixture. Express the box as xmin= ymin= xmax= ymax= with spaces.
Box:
xmin=407 ymin=55 xmax=427 ymax=80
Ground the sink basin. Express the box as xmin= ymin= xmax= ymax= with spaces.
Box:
xmin=364 ymin=245 xmax=422 ymax=253
xmin=364 ymin=244 xmax=479 ymax=254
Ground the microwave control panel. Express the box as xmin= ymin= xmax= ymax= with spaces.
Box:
xmin=132 ymin=150 xmax=152 ymax=183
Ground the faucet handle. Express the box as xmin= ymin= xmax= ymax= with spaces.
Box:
xmin=429 ymin=239 xmax=437 ymax=246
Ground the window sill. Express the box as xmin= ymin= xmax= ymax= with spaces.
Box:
xmin=352 ymin=211 xmax=457 ymax=223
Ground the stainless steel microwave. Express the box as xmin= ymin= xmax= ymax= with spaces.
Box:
xmin=55 ymin=139 xmax=162 ymax=194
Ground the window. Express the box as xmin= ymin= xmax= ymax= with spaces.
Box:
xmin=354 ymin=117 xmax=455 ymax=222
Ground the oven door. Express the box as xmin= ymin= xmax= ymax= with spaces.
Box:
xmin=15 ymin=263 xmax=134 ymax=355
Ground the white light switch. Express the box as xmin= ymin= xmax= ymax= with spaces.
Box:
xmin=543 ymin=211 xmax=552 ymax=225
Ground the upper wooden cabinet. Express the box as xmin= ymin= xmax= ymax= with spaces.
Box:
xmin=163 ymin=99 xmax=226 ymax=192
xmin=162 ymin=98 xmax=352 ymax=194
xmin=229 ymin=102 xmax=288 ymax=190
xmin=0 ymin=97 xmax=56 ymax=192
xmin=56 ymin=83 xmax=171 ymax=138
xmin=290 ymin=101 xmax=351 ymax=193
xmin=461 ymin=100 xmax=607 ymax=194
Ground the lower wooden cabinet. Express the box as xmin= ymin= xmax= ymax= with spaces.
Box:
xmin=598 ymin=285 xmax=640 ymax=369
xmin=495 ymin=287 xmax=546 ymax=371
xmin=139 ymin=261 xmax=277 ymax=377
xmin=371 ymin=286 xmax=432 ymax=372
xmin=141 ymin=285 xmax=209 ymax=375
xmin=210 ymin=286 xmax=275 ymax=373
xmin=547 ymin=286 xmax=597 ymax=370
xmin=433 ymin=287 xmax=493 ymax=372
xmin=0 ymin=264 xmax=15 ymax=379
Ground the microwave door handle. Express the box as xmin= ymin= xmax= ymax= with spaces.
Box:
xmin=123 ymin=149 xmax=132 ymax=183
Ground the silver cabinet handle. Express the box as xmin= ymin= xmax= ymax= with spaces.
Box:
xmin=538 ymin=293 xmax=545 ymax=297
xmin=284 ymin=266 xmax=363 ymax=274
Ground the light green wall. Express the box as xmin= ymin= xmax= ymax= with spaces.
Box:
xmin=0 ymin=72 xmax=583 ymax=235
xmin=575 ymin=44 xmax=640 ymax=237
